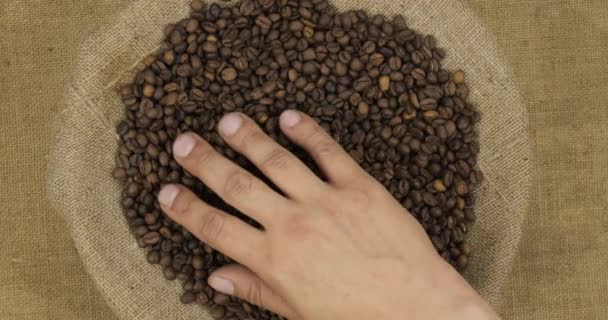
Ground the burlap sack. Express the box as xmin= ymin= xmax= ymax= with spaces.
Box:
xmin=47 ymin=0 xmax=531 ymax=318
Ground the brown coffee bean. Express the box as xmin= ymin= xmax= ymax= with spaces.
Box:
xmin=163 ymin=267 xmax=177 ymax=281
xmin=453 ymin=70 xmax=466 ymax=84
xmin=256 ymin=15 xmax=272 ymax=31
xmin=142 ymin=231 xmax=161 ymax=245
xmin=433 ymin=180 xmax=447 ymax=192
xmin=211 ymin=305 xmax=225 ymax=319
xmin=196 ymin=292 xmax=209 ymax=305
xmin=420 ymin=98 xmax=438 ymax=110
xmin=369 ymin=53 xmax=384 ymax=66
xmin=354 ymin=76 xmax=372 ymax=91
xmin=221 ymin=67 xmax=237 ymax=82
xmin=213 ymin=292 xmax=230 ymax=305
xmin=146 ymin=250 xmax=160 ymax=264
xmin=357 ymin=101 xmax=370 ymax=116
xmin=456 ymin=180 xmax=469 ymax=195
xmin=424 ymin=110 xmax=439 ymax=120
xmin=379 ymin=75 xmax=390 ymax=92
xmin=303 ymin=26 xmax=315 ymax=38
xmin=389 ymin=56 xmax=402 ymax=71
xmin=181 ymin=291 xmax=196 ymax=304
xmin=456 ymin=255 xmax=468 ymax=269
xmin=335 ymin=62 xmax=348 ymax=77
xmin=112 ymin=167 xmax=127 ymax=180
xmin=289 ymin=20 xmax=304 ymax=32
xmin=422 ymin=192 xmax=438 ymax=206
xmin=239 ymin=0 xmax=254 ymax=15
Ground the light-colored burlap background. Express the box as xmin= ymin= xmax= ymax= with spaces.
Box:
xmin=0 ymin=0 xmax=606 ymax=319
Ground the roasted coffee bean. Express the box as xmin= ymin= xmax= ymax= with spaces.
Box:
xmin=213 ymin=292 xmax=230 ymax=305
xmin=146 ymin=250 xmax=161 ymax=264
xmin=181 ymin=291 xmax=196 ymax=304
xmin=211 ymin=305 xmax=226 ymax=319
xmin=112 ymin=167 xmax=127 ymax=180
xmin=221 ymin=67 xmax=237 ymax=82
xmin=379 ymin=75 xmax=390 ymax=92
xmin=114 ymin=1 xmax=482 ymax=317
xmin=143 ymin=232 xmax=161 ymax=245
xmin=453 ymin=69 xmax=466 ymax=84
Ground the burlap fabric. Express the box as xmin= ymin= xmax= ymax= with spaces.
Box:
xmin=44 ymin=0 xmax=529 ymax=319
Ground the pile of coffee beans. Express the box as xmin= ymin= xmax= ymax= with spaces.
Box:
xmin=113 ymin=0 xmax=482 ymax=318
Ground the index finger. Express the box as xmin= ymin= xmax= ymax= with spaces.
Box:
xmin=279 ymin=110 xmax=368 ymax=187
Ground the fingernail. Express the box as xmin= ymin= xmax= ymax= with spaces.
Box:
xmin=158 ymin=185 xmax=179 ymax=207
xmin=281 ymin=110 xmax=301 ymax=128
xmin=219 ymin=113 xmax=243 ymax=136
xmin=209 ymin=275 xmax=234 ymax=295
xmin=173 ymin=134 xmax=196 ymax=158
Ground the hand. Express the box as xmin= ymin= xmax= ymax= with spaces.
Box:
xmin=157 ymin=110 xmax=498 ymax=320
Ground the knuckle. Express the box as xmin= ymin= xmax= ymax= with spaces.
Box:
xmin=240 ymin=129 xmax=266 ymax=150
xmin=223 ymin=171 xmax=253 ymax=199
xmin=244 ymin=280 xmax=265 ymax=309
xmin=303 ymin=127 xmax=340 ymax=157
xmin=302 ymin=125 xmax=325 ymax=143
xmin=194 ymin=146 xmax=215 ymax=172
xmin=198 ymin=210 xmax=225 ymax=243
xmin=345 ymin=189 xmax=371 ymax=209
xmin=260 ymin=148 xmax=290 ymax=171
xmin=312 ymin=139 xmax=341 ymax=159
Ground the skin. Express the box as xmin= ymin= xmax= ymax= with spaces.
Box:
xmin=157 ymin=110 xmax=498 ymax=320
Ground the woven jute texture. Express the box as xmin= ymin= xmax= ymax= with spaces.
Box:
xmin=44 ymin=0 xmax=530 ymax=319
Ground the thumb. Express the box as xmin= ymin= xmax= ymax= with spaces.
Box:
xmin=208 ymin=264 xmax=297 ymax=319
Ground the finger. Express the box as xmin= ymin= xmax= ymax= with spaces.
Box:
xmin=217 ymin=113 xmax=328 ymax=200
xmin=158 ymin=184 xmax=264 ymax=267
xmin=172 ymin=132 xmax=290 ymax=226
xmin=279 ymin=110 xmax=366 ymax=186
xmin=209 ymin=265 xmax=297 ymax=319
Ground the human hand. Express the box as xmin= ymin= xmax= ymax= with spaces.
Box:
xmin=158 ymin=110 xmax=497 ymax=320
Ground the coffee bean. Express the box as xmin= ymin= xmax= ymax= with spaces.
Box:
xmin=196 ymin=292 xmax=209 ymax=305
xmin=422 ymin=192 xmax=438 ymax=206
xmin=112 ymin=167 xmax=127 ymax=181
xmin=353 ymin=76 xmax=371 ymax=91
xmin=256 ymin=15 xmax=272 ymax=31
xmin=369 ymin=53 xmax=385 ymax=66
xmin=357 ymin=101 xmax=370 ymax=116
xmin=115 ymin=2 xmax=482 ymax=317
xmin=420 ymin=98 xmax=438 ymax=110
xmin=126 ymin=183 xmax=141 ymax=197
xmin=456 ymin=255 xmax=468 ymax=269
xmin=163 ymin=267 xmax=177 ymax=281
xmin=379 ymin=75 xmax=390 ymax=92
xmin=453 ymin=70 xmax=466 ymax=84
xmin=433 ymin=180 xmax=447 ymax=192
xmin=211 ymin=305 xmax=225 ymax=319
xmin=181 ymin=291 xmax=196 ymax=304
xmin=389 ymin=56 xmax=402 ymax=71
xmin=142 ymin=232 xmax=161 ymax=245
xmin=213 ymin=292 xmax=230 ymax=305
xmin=221 ymin=68 xmax=237 ymax=82
xmin=147 ymin=250 xmax=161 ymax=264
xmin=289 ymin=20 xmax=304 ymax=32
xmin=239 ymin=0 xmax=254 ymax=15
